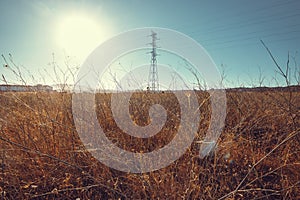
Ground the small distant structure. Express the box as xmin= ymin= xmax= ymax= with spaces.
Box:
xmin=52 ymin=84 xmax=73 ymax=92
xmin=148 ymin=31 xmax=159 ymax=92
xmin=0 ymin=84 xmax=53 ymax=92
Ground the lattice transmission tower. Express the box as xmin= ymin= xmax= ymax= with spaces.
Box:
xmin=148 ymin=31 xmax=159 ymax=91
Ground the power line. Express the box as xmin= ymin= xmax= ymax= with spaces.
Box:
xmin=202 ymin=30 xmax=300 ymax=49
xmin=175 ymin=0 xmax=299 ymax=37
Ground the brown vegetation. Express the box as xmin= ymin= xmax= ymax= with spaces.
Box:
xmin=0 ymin=89 xmax=299 ymax=199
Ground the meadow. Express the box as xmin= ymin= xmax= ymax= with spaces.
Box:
xmin=0 ymin=88 xmax=299 ymax=199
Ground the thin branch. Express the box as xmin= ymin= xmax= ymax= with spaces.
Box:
xmin=260 ymin=40 xmax=289 ymax=85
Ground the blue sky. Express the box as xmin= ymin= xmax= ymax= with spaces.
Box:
xmin=0 ymin=0 xmax=300 ymax=88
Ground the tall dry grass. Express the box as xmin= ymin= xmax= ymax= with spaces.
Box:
xmin=0 ymin=88 xmax=299 ymax=199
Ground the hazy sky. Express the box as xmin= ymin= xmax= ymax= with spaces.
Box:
xmin=0 ymin=0 xmax=300 ymax=88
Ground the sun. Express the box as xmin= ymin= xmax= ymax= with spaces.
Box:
xmin=55 ymin=13 xmax=110 ymax=60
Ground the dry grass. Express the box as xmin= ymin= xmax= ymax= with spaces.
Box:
xmin=0 ymin=89 xmax=299 ymax=199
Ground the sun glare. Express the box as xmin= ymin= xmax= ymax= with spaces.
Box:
xmin=56 ymin=13 xmax=110 ymax=60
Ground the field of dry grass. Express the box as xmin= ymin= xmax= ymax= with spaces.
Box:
xmin=0 ymin=89 xmax=299 ymax=199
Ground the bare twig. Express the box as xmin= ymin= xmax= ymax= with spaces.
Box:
xmin=260 ymin=40 xmax=289 ymax=86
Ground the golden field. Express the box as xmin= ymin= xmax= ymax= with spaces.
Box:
xmin=0 ymin=88 xmax=299 ymax=199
